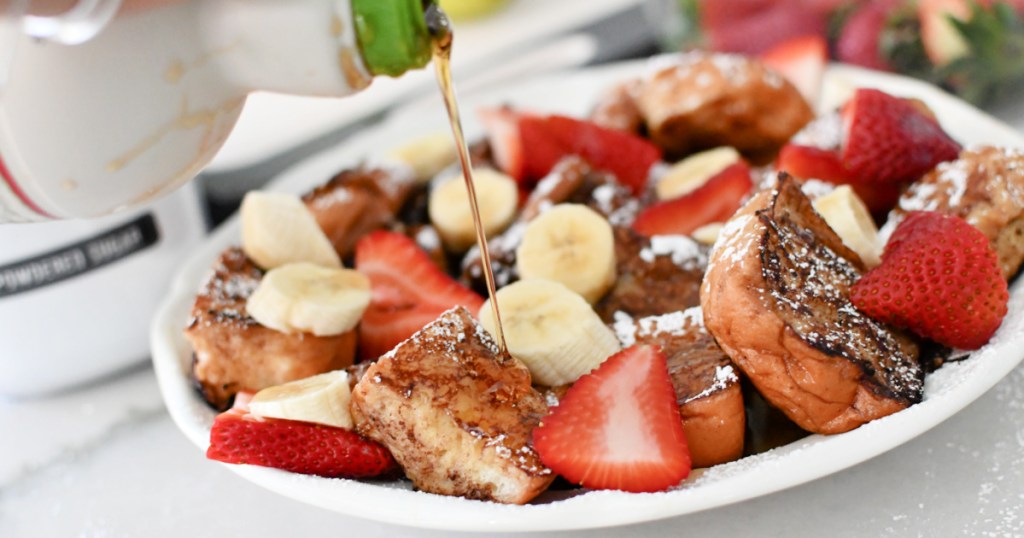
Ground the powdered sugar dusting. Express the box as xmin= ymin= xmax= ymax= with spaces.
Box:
xmin=800 ymin=179 xmax=837 ymax=199
xmin=706 ymin=214 xmax=755 ymax=276
xmin=639 ymin=235 xmax=707 ymax=270
xmin=637 ymin=307 xmax=704 ymax=338
xmin=391 ymin=306 xmax=500 ymax=359
xmin=791 ymin=112 xmax=843 ymax=150
xmin=688 ymin=365 xmax=738 ymax=402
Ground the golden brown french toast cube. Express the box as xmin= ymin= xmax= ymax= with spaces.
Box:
xmin=350 ymin=307 xmax=554 ymax=504
xmin=889 ymin=146 xmax=1024 ymax=279
xmin=183 ymin=247 xmax=356 ymax=410
xmin=702 ymin=176 xmax=923 ymax=434
xmin=302 ymin=165 xmax=415 ymax=258
xmin=613 ymin=307 xmax=744 ymax=467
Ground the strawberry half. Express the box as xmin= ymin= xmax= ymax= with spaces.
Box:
xmin=478 ymin=107 xmax=527 ymax=181
xmin=759 ymin=35 xmax=828 ymax=103
xmin=632 ymin=162 xmax=753 ymax=237
xmin=840 ymin=88 xmax=961 ymax=185
xmin=543 ymin=115 xmax=662 ymax=195
xmin=207 ymin=394 xmax=398 ymax=478
xmin=777 ymin=143 xmax=901 ymax=215
xmin=851 ymin=211 xmax=1008 ymax=350
xmin=480 ymin=109 xmax=662 ymax=195
xmin=354 ymin=231 xmax=484 ymax=360
xmin=533 ymin=345 xmax=691 ymax=493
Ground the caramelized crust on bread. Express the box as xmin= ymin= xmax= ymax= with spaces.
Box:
xmin=597 ymin=227 xmax=707 ymax=321
xmin=702 ymin=176 xmax=923 ymax=434
xmin=887 ymin=146 xmax=1024 ymax=279
xmin=633 ymin=52 xmax=814 ymax=163
xmin=302 ymin=165 xmax=416 ymax=258
xmin=350 ymin=307 xmax=553 ymax=504
xmin=184 ymin=248 xmax=357 ymax=410
xmin=614 ymin=307 xmax=744 ymax=467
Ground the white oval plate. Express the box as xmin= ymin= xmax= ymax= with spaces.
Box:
xmin=151 ymin=61 xmax=1024 ymax=532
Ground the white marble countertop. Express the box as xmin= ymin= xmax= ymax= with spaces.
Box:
xmin=5 ymin=10 xmax=1024 ymax=537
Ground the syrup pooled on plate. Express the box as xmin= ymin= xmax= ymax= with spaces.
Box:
xmin=427 ymin=6 xmax=508 ymax=354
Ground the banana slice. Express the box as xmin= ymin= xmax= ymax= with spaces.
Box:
xmin=428 ymin=167 xmax=518 ymax=252
xmin=655 ymin=146 xmax=741 ymax=201
xmin=241 ymin=191 xmax=341 ymax=270
xmin=388 ymin=132 xmax=457 ymax=183
xmin=478 ymin=279 xmax=621 ymax=387
xmin=249 ymin=370 xmax=353 ymax=429
xmin=246 ymin=262 xmax=371 ymax=336
xmin=812 ymin=185 xmax=882 ymax=268
xmin=692 ymin=222 xmax=724 ymax=246
xmin=515 ymin=204 xmax=616 ymax=304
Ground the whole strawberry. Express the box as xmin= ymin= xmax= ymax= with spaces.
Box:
xmin=207 ymin=399 xmax=398 ymax=478
xmin=841 ymin=88 xmax=961 ymax=185
xmin=851 ymin=211 xmax=1008 ymax=349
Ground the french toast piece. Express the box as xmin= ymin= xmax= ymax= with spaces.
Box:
xmin=350 ymin=307 xmax=554 ymax=504
xmin=633 ymin=52 xmax=814 ymax=163
xmin=886 ymin=146 xmax=1024 ymax=279
xmin=302 ymin=164 xmax=416 ymax=258
xmin=184 ymin=248 xmax=357 ymax=410
xmin=596 ymin=227 xmax=707 ymax=322
xmin=613 ymin=307 xmax=745 ymax=467
xmin=589 ymin=80 xmax=644 ymax=134
xmin=701 ymin=175 xmax=923 ymax=434
xmin=519 ymin=156 xmax=638 ymax=224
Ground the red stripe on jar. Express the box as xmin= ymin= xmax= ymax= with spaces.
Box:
xmin=0 ymin=152 xmax=54 ymax=218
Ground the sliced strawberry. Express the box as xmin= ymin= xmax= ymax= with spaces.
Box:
xmin=533 ymin=345 xmax=691 ymax=493
xmin=840 ymin=88 xmax=961 ymax=185
xmin=518 ymin=114 xmax=567 ymax=183
xmin=478 ymin=107 xmax=526 ymax=181
xmin=836 ymin=0 xmax=899 ymax=72
xmin=543 ymin=115 xmax=662 ymax=195
xmin=633 ymin=162 xmax=753 ymax=237
xmin=354 ymin=231 xmax=484 ymax=360
xmin=778 ymin=144 xmax=848 ymax=183
xmin=851 ymin=211 xmax=1008 ymax=349
xmin=479 ymin=110 xmax=662 ymax=194
xmin=777 ymin=144 xmax=900 ymax=215
xmin=759 ymin=35 xmax=828 ymax=103
xmin=207 ymin=393 xmax=398 ymax=478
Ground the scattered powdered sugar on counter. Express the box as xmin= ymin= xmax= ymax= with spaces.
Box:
xmin=639 ymin=235 xmax=707 ymax=270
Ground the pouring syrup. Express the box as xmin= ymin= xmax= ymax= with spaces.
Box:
xmin=426 ymin=6 xmax=508 ymax=354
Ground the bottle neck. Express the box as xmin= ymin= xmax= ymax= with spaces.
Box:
xmin=352 ymin=0 xmax=434 ymax=77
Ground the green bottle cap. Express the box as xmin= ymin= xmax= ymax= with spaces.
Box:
xmin=353 ymin=0 xmax=435 ymax=77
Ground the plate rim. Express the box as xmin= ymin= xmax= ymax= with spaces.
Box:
xmin=151 ymin=60 xmax=1024 ymax=532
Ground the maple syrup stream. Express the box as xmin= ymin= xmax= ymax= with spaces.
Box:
xmin=428 ymin=7 xmax=508 ymax=355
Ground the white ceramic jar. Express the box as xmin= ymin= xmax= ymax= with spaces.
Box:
xmin=0 ymin=0 xmax=437 ymax=222
xmin=0 ymin=180 xmax=205 ymax=396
